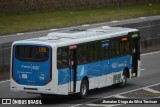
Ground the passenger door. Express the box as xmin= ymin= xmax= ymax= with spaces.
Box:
xmin=131 ymin=33 xmax=140 ymax=77
xmin=68 ymin=45 xmax=77 ymax=93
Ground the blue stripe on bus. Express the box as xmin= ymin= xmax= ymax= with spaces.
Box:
xmin=58 ymin=55 xmax=132 ymax=85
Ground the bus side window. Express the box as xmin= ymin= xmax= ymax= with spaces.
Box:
xmin=77 ymin=44 xmax=88 ymax=65
xmin=93 ymin=42 xmax=100 ymax=61
xmin=57 ymin=48 xmax=62 ymax=68
xmin=82 ymin=44 xmax=88 ymax=63
xmin=61 ymin=47 xmax=68 ymax=68
xmin=77 ymin=44 xmax=83 ymax=64
xmin=120 ymin=38 xmax=130 ymax=55
xmin=111 ymin=38 xmax=120 ymax=57
xmin=100 ymin=40 xmax=109 ymax=60
xmin=87 ymin=42 xmax=94 ymax=62
xmin=57 ymin=47 xmax=68 ymax=69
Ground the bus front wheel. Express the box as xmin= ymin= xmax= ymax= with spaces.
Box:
xmin=79 ymin=80 xmax=88 ymax=98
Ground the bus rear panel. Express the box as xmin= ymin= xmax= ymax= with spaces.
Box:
xmin=11 ymin=44 xmax=52 ymax=93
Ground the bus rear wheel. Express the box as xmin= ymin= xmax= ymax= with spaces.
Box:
xmin=79 ymin=80 xmax=88 ymax=98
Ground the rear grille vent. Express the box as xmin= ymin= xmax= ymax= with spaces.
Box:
xmin=24 ymin=87 xmax=37 ymax=91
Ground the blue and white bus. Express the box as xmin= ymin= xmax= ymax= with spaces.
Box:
xmin=10 ymin=26 xmax=141 ymax=98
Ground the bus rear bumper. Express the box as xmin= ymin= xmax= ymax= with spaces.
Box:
xmin=10 ymin=79 xmax=54 ymax=95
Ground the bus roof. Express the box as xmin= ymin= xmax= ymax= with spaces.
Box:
xmin=15 ymin=26 xmax=138 ymax=47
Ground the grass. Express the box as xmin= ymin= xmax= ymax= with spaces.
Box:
xmin=0 ymin=3 xmax=160 ymax=36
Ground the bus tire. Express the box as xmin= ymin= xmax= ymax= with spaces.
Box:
xmin=117 ymin=72 xmax=127 ymax=88
xmin=79 ymin=80 xmax=88 ymax=98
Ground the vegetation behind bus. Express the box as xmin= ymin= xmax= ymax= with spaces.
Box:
xmin=0 ymin=3 xmax=160 ymax=35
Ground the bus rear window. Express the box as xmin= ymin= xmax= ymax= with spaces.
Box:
xmin=15 ymin=45 xmax=49 ymax=62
